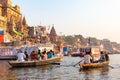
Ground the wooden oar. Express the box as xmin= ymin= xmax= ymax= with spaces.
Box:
xmin=108 ymin=65 xmax=114 ymax=69
xmin=73 ymin=59 xmax=84 ymax=67
xmin=51 ymin=62 xmax=60 ymax=65
xmin=108 ymin=64 xmax=120 ymax=69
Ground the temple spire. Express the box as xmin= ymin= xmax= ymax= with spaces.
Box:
xmin=49 ymin=25 xmax=57 ymax=43
xmin=22 ymin=16 xmax=26 ymax=25
xmin=49 ymin=25 xmax=57 ymax=36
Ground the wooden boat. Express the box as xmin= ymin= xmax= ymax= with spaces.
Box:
xmin=64 ymin=54 xmax=70 ymax=56
xmin=0 ymin=47 xmax=18 ymax=60
xmin=71 ymin=52 xmax=85 ymax=57
xmin=9 ymin=56 xmax=63 ymax=67
xmin=79 ymin=48 xmax=86 ymax=57
xmin=80 ymin=61 xmax=109 ymax=70
xmin=71 ymin=52 xmax=80 ymax=57
xmin=79 ymin=45 xmax=109 ymax=70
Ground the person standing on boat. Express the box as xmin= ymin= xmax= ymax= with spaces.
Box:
xmin=84 ymin=48 xmax=92 ymax=64
xmin=17 ymin=50 xmax=26 ymax=62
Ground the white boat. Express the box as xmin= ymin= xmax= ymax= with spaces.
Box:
xmin=0 ymin=47 xmax=17 ymax=60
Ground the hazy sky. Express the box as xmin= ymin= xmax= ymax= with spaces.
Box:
xmin=12 ymin=0 xmax=120 ymax=43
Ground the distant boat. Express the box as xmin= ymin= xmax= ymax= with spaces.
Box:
xmin=63 ymin=53 xmax=70 ymax=56
xmin=63 ymin=46 xmax=69 ymax=56
xmin=71 ymin=52 xmax=81 ymax=57
xmin=0 ymin=47 xmax=17 ymax=60
xmin=71 ymin=48 xmax=86 ymax=57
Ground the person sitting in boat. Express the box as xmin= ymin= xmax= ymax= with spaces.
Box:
xmin=24 ymin=51 xmax=29 ymax=61
xmin=17 ymin=50 xmax=26 ymax=62
xmin=30 ymin=51 xmax=37 ymax=60
xmin=90 ymin=52 xmax=94 ymax=63
xmin=47 ymin=50 xmax=54 ymax=59
xmin=99 ymin=51 xmax=106 ymax=62
xmin=42 ymin=51 xmax=48 ymax=60
xmin=84 ymin=48 xmax=93 ymax=64
xmin=37 ymin=49 xmax=42 ymax=60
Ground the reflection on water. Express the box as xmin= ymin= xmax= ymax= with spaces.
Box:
xmin=0 ymin=61 xmax=16 ymax=80
xmin=1 ymin=54 xmax=120 ymax=80
xmin=10 ymin=65 xmax=61 ymax=80
xmin=80 ymin=67 xmax=109 ymax=80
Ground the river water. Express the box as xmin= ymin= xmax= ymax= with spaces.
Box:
xmin=0 ymin=54 xmax=120 ymax=80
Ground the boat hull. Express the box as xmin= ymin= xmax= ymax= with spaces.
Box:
xmin=80 ymin=61 xmax=109 ymax=70
xmin=0 ymin=56 xmax=17 ymax=60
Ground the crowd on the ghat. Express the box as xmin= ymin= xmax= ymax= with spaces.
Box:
xmin=17 ymin=49 xmax=55 ymax=62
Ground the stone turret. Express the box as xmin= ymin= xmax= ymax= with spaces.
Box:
xmin=22 ymin=16 xmax=28 ymax=37
xmin=16 ymin=16 xmax=22 ymax=32
xmin=0 ymin=0 xmax=21 ymax=20
xmin=22 ymin=16 xmax=26 ymax=26
xmin=7 ymin=16 xmax=14 ymax=35
xmin=0 ymin=0 xmax=12 ymax=7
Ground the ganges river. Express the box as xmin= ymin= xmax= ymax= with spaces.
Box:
xmin=0 ymin=54 xmax=120 ymax=80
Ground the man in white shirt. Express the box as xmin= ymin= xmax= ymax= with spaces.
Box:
xmin=17 ymin=50 xmax=26 ymax=62
xmin=84 ymin=54 xmax=92 ymax=64
xmin=84 ymin=48 xmax=92 ymax=64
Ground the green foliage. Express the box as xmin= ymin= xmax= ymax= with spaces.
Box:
xmin=90 ymin=37 xmax=98 ymax=43
xmin=64 ymin=35 xmax=76 ymax=44
xmin=63 ymin=35 xmax=101 ymax=46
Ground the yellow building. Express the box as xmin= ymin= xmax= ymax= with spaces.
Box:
xmin=0 ymin=0 xmax=28 ymax=42
xmin=0 ymin=0 xmax=21 ymax=22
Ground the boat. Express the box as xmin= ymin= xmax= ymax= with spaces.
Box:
xmin=63 ymin=53 xmax=70 ymax=56
xmin=63 ymin=46 xmax=70 ymax=56
xmin=79 ymin=47 xmax=86 ymax=57
xmin=79 ymin=45 xmax=109 ymax=70
xmin=71 ymin=52 xmax=81 ymax=57
xmin=0 ymin=47 xmax=18 ymax=60
xmin=9 ymin=55 xmax=63 ymax=67
xmin=70 ymin=51 xmax=85 ymax=57
xmin=80 ymin=61 xmax=109 ymax=70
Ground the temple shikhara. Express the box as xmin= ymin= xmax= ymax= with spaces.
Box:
xmin=0 ymin=0 xmax=28 ymax=43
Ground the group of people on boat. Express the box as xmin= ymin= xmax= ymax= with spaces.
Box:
xmin=81 ymin=47 xmax=109 ymax=64
xmin=17 ymin=49 xmax=55 ymax=62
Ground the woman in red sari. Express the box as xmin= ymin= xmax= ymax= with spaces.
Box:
xmin=30 ymin=51 xmax=37 ymax=60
